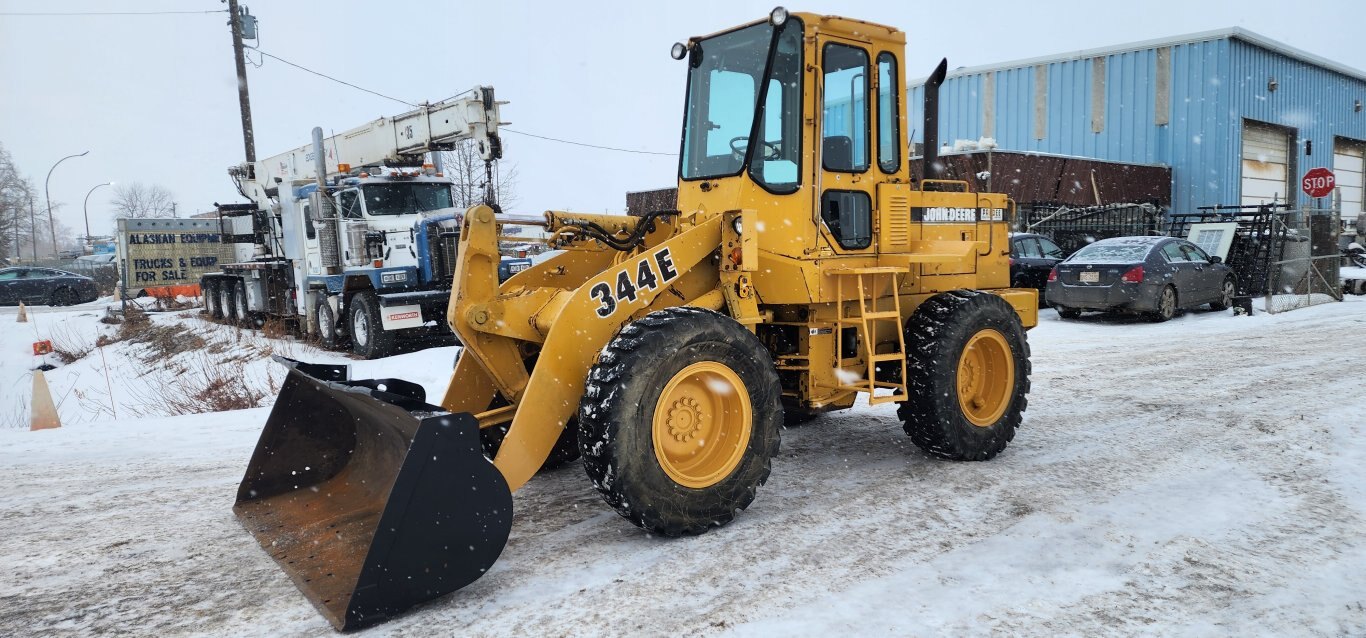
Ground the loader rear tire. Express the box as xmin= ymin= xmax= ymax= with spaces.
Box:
xmin=578 ymin=307 xmax=782 ymax=537
xmin=899 ymin=291 xmax=1030 ymax=461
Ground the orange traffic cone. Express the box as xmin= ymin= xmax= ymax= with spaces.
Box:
xmin=30 ymin=369 xmax=61 ymax=431
xmin=16 ymin=302 xmax=27 ymax=323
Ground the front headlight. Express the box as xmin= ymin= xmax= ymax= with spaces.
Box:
xmin=769 ymin=6 xmax=788 ymax=26
xmin=731 ymin=217 xmax=744 ymax=235
xmin=670 ymin=42 xmax=688 ymax=60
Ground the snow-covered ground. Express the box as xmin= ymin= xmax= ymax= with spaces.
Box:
xmin=1 ymin=298 xmax=1364 ymax=636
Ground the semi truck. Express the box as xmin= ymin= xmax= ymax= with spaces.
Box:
xmin=201 ymin=87 xmax=530 ymax=358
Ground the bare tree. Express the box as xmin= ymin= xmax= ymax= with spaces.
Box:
xmin=437 ymin=140 xmax=519 ymax=209
xmin=0 ymin=143 xmax=38 ymax=262
xmin=111 ymin=182 xmax=178 ymax=219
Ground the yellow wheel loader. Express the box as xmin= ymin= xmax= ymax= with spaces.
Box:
xmin=234 ymin=7 xmax=1038 ymax=630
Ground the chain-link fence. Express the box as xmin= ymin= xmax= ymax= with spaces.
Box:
xmin=1262 ymin=207 xmax=1342 ymax=314
xmin=1265 ymin=254 xmax=1343 ymax=313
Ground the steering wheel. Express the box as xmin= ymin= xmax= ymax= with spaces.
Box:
xmin=729 ymin=136 xmax=781 ymax=161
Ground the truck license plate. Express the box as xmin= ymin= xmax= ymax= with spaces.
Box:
xmin=510 ymin=263 xmax=529 ymax=273
xmin=1079 ymin=271 xmax=1099 ymax=283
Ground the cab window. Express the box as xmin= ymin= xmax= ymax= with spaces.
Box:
xmin=876 ymin=52 xmax=900 ymax=173
xmin=748 ymin=22 xmax=803 ymax=193
xmin=821 ymin=191 xmax=872 ymax=249
xmin=822 ymin=44 xmax=870 ymax=172
xmin=338 ymin=190 xmax=362 ymax=219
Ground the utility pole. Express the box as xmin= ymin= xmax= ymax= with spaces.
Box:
xmin=227 ymin=0 xmax=256 ymax=163
xmin=28 ymin=195 xmax=37 ymax=261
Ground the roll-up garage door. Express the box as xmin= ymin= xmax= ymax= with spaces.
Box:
xmin=1241 ymin=120 xmax=1293 ymax=207
xmin=1333 ymin=139 xmax=1364 ymax=222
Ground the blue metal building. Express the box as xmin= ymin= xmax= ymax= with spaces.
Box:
xmin=909 ymin=28 xmax=1366 ymax=221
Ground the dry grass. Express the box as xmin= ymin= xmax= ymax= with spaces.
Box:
xmin=45 ymin=321 xmax=95 ymax=364
xmin=125 ymin=351 xmax=278 ymax=417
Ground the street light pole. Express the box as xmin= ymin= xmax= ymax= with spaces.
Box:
xmin=83 ymin=181 xmax=114 ymax=246
xmin=45 ymin=150 xmax=89 ymax=258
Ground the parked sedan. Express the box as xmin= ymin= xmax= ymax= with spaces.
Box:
xmin=0 ymin=267 xmax=100 ymax=306
xmin=1045 ymin=236 xmax=1236 ymax=322
xmin=1010 ymin=233 xmax=1067 ymax=293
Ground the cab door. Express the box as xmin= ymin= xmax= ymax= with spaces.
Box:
xmin=815 ymin=37 xmax=876 ymax=255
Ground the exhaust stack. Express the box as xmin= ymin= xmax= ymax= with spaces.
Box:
xmin=922 ymin=58 xmax=948 ymax=181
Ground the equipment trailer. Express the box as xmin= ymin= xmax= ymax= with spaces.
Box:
xmin=201 ymin=88 xmax=530 ymax=358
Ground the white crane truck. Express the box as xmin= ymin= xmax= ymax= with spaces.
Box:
xmin=201 ymin=87 xmax=529 ymax=358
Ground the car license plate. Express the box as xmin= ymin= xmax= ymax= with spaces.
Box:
xmin=1079 ymin=271 xmax=1099 ymax=283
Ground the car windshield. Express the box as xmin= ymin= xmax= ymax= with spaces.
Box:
xmin=1069 ymin=242 xmax=1151 ymax=264
xmin=361 ymin=183 xmax=454 ymax=216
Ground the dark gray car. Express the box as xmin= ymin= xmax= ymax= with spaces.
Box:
xmin=1045 ymin=236 xmax=1235 ymax=322
xmin=0 ymin=267 xmax=100 ymax=306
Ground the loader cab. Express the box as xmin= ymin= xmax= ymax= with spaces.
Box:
xmin=674 ymin=9 xmax=910 ymax=260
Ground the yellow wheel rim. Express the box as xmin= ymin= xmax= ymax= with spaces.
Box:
xmin=652 ymin=362 xmax=752 ymax=489
xmin=956 ymin=329 xmax=1015 ymax=427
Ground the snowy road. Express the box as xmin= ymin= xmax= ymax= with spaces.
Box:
xmin=2 ymin=300 xmax=1364 ymax=636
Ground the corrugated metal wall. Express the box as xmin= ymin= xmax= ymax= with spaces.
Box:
xmin=910 ymin=35 xmax=1366 ymax=213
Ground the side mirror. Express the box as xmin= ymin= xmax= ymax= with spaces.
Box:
xmin=1208 ymin=255 xmax=1223 ymax=264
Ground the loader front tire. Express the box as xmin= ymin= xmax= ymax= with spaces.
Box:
xmin=578 ymin=307 xmax=782 ymax=537
xmin=899 ymin=291 xmax=1030 ymax=461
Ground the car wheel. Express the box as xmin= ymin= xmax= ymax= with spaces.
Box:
xmin=1056 ymin=306 xmax=1082 ymax=319
xmin=1209 ymin=277 xmax=1236 ymax=311
xmin=48 ymin=287 xmax=75 ymax=307
xmin=1149 ymin=286 xmax=1177 ymax=322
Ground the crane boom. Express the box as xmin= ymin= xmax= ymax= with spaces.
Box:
xmin=234 ymin=86 xmax=504 ymax=196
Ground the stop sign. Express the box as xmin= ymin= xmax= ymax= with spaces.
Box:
xmin=1302 ymin=167 xmax=1336 ymax=198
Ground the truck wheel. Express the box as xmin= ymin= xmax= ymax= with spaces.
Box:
xmin=234 ymin=279 xmax=258 ymax=327
xmin=348 ymin=291 xmax=396 ymax=359
xmin=899 ymin=291 xmax=1030 ymax=461
xmin=315 ymin=298 xmax=344 ymax=348
xmin=578 ymin=307 xmax=782 ymax=536
xmin=203 ymin=279 xmax=221 ymax=319
xmin=221 ymin=278 xmax=238 ymax=323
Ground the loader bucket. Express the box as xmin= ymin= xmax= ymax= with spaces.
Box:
xmin=234 ymin=357 xmax=513 ymax=631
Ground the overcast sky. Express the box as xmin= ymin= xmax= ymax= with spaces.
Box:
xmin=2 ymin=0 xmax=1363 ymax=237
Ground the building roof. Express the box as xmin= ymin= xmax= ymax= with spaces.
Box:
xmin=910 ymin=27 xmax=1366 ymax=85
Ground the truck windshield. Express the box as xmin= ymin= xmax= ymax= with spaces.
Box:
xmin=361 ymin=183 xmax=454 ymax=216
xmin=680 ymin=22 xmax=774 ymax=180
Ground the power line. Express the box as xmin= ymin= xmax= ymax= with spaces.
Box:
xmin=253 ymin=49 xmax=420 ymax=108
xmin=0 ymin=10 xmax=227 ymax=16
xmin=501 ymin=129 xmax=673 ymax=156
xmin=255 ymin=48 xmax=673 ymax=157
